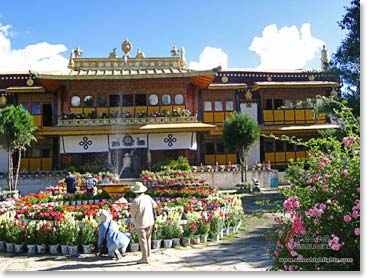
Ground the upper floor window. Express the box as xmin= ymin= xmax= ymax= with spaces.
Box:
xmin=84 ymin=95 xmax=94 ymax=107
xmin=21 ymin=104 xmax=29 ymax=111
xmin=174 ymin=93 xmax=184 ymax=105
xmin=204 ymin=101 xmax=212 ymax=112
xmin=225 ymin=100 xmax=234 ymax=111
xmin=214 ymin=101 xmax=223 ymax=111
xmin=274 ymin=99 xmax=283 ymax=109
xmin=122 ymin=94 xmax=133 ymax=107
xmin=31 ymin=103 xmax=40 ymax=115
xmin=71 ymin=96 xmax=81 ymax=107
xmin=97 ymin=95 xmax=107 ymax=107
xmin=109 ymin=94 xmax=121 ymax=107
xmin=135 ymin=94 xmax=147 ymax=106
xmin=149 ymin=94 xmax=159 ymax=105
xmin=264 ymin=99 xmax=272 ymax=110
xmin=162 ymin=94 xmax=171 ymax=105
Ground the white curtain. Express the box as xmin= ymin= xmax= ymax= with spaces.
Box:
xmin=148 ymin=132 xmax=197 ymax=150
xmin=60 ymin=135 xmax=109 ymax=153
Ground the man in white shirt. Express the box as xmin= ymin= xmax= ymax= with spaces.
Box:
xmin=130 ymin=182 xmax=157 ymax=264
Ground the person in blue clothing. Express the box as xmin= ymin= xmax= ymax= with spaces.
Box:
xmin=97 ymin=210 xmax=131 ymax=260
xmin=65 ymin=172 xmax=77 ymax=194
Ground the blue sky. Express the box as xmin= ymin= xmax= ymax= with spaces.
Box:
xmin=0 ymin=0 xmax=352 ymax=72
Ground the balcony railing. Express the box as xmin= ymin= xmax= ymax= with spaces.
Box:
xmin=57 ymin=115 xmax=198 ymax=127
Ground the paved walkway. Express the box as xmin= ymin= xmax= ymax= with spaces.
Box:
xmin=0 ymin=214 xmax=276 ymax=272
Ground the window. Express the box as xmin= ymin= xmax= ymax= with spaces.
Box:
xmin=71 ymin=96 xmax=81 ymax=107
xmin=225 ymin=100 xmax=234 ymax=111
xmin=149 ymin=94 xmax=159 ymax=105
xmin=204 ymin=101 xmax=212 ymax=111
xmin=264 ymin=141 xmax=274 ymax=152
xmin=162 ymin=94 xmax=171 ymax=105
xmin=135 ymin=94 xmax=147 ymax=106
xmin=21 ymin=104 xmax=29 ymax=111
xmin=109 ymin=94 xmax=121 ymax=107
xmin=216 ymin=143 xmax=225 ymax=153
xmin=31 ymin=148 xmax=41 ymax=158
xmin=174 ymin=93 xmax=184 ymax=105
xmin=305 ymin=98 xmax=313 ymax=108
xmin=41 ymin=149 xmax=50 ymax=157
xmin=274 ymin=99 xmax=283 ymax=109
xmin=31 ymin=103 xmax=40 ymax=115
xmin=284 ymin=99 xmax=293 ymax=109
xmin=265 ymin=99 xmax=272 ymax=110
xmin=206 ymin=143 xmax=215 ymax=154
xmin=275 ymin=141 xmax=285 ymax=152
xmin=296 ymin=100 xmax=303 ymax=108
xmin=83 ymin=96 xmax=94 ymax=107
xmin=122 ymin=94 xmax=134 ymax=106
xmin=214 ymin=101 xmax=223 ymax=111
xmin=96 ymin=95 xmax=107 ymax=107
xmin=286 ymin=142 xmax=295 ymax=152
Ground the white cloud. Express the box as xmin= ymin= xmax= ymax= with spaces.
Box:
xmin=249 ymin=23 xmax=324 ymax=70
xmin=0 ymin=22 xmax=69 ymax=73
xmin=189 ymin=46 xmax=228 ymax=70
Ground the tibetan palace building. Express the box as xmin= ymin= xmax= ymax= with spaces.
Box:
xmin=0 ymin=40 xmax=339 ymax=175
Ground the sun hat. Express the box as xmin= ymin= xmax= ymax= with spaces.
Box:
xmin=124 ymin=153 xmax=129 ymax=157
xmin=86 ymin=173 xmax=92 ymax=178
xmin=130 ymin=182 xmax=147 ymax=193
xmin=99 ymin=210 xmax=111 ymax=222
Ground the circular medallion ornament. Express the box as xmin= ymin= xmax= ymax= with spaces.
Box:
xmin=26 ymin=78 xmax=34 ymax=86
xmin=221 ymin=76 xmax=228 ymax=83
xmin=123 ymin=135 xmax=134 ymax=146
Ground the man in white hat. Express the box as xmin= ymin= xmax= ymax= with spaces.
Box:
xmin=130 ymin=182 xmax=157 ymax=264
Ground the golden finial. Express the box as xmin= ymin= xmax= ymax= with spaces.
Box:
xmin=121 ymin=37 xmax=132 ymax=57
xmin=74 ymin=46 xmax=83 ymax=57
xmin=136 ymin=48 xmax=145 ymax=58
xmin=68 ymin=50 xmax=75 ymax=69
xmin=171 ymin=45 xmax=178 ymax=57
xmin=179 ymin=47 xmax=186 ymax=68
xmin=108 ymin=48 xmax=118 ymax=58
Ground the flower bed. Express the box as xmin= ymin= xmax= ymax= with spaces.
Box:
xmin=0 ymin=169 xmax=244 ymax=255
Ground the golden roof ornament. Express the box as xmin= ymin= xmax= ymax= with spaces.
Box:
xmin=67 ymin=50 xmax=75 ymax=69
xmin=136 ymin=48 xmax=145 ymax=58
xmin=179 ymin=47 xmax=186 ymax=68
xmin=26 ymin=70 xmax=34 ymax=86
xmin=108 ymin=48 xmax=118 ymax=59
xmin=171 ymin=45 xmax=178 ymax=57
xmin=74 ymin=46 xmax=83 ymax=57
xmin=121 ymin=38 xmax=132 ymax=57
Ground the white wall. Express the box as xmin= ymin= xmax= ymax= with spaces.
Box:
xmin=0 ymin=147 xmax=7 ymax=172
xmin=240 ymin=102 xmax=260 ymax=164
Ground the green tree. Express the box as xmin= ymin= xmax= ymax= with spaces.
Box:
xmin=331 ymin=0 xmax=360 ymax=116
xmin=0 ymin=105 xmax=37 ymax=191
xmin=222 ymin=112 xmax=259 ymax=183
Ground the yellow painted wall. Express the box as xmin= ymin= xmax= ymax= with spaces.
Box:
xmin=204 ymin=154 xmax=215 ymax=165
xmin=29 ymin=158 xmax=41 ymax=171
xmin=42 ymin=158 xmax=53 ymax=171
xmin=263 ymin=110 xmax=273 ymax=123
xmin=274 ymin=110 xmax=284 ymax=124
xmin=32 ymin=115 xmax=42 ymax=127
xmin=227 ymin=154 xmax=237 ymax=164
xmin=214 ymin=112 xmax=225 ymax=123
xmin=203 ymin=112 xmax=214 ymax=123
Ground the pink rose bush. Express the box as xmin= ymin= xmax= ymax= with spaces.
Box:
xmin=268 ymin=98 xmax=360 ymax=271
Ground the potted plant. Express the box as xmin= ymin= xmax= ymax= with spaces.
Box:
xmin=151 ymin=224 xmax=162 ymax=249
xmin=129 ymin=230 xmax=140 ymax=252
xmin=171 ymin=221 xmax=183 ymax=247
xmin=161 ymin=224 xmax=173 ymax=248
xmin=80 ymin=216 xmax=98 ymax=254
xmin=12 ymin=221 xmax=26 ymax=253
xmin=48 ymin=224 xmax=60 ymax=255
xmin=209 ymin=215 xmax=223 ymax=241
xmin=197 ymin=219 xmax=210 ymax=243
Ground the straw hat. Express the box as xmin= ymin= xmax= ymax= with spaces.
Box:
xmin=130 ymin=182 xmax=147 ymax=193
